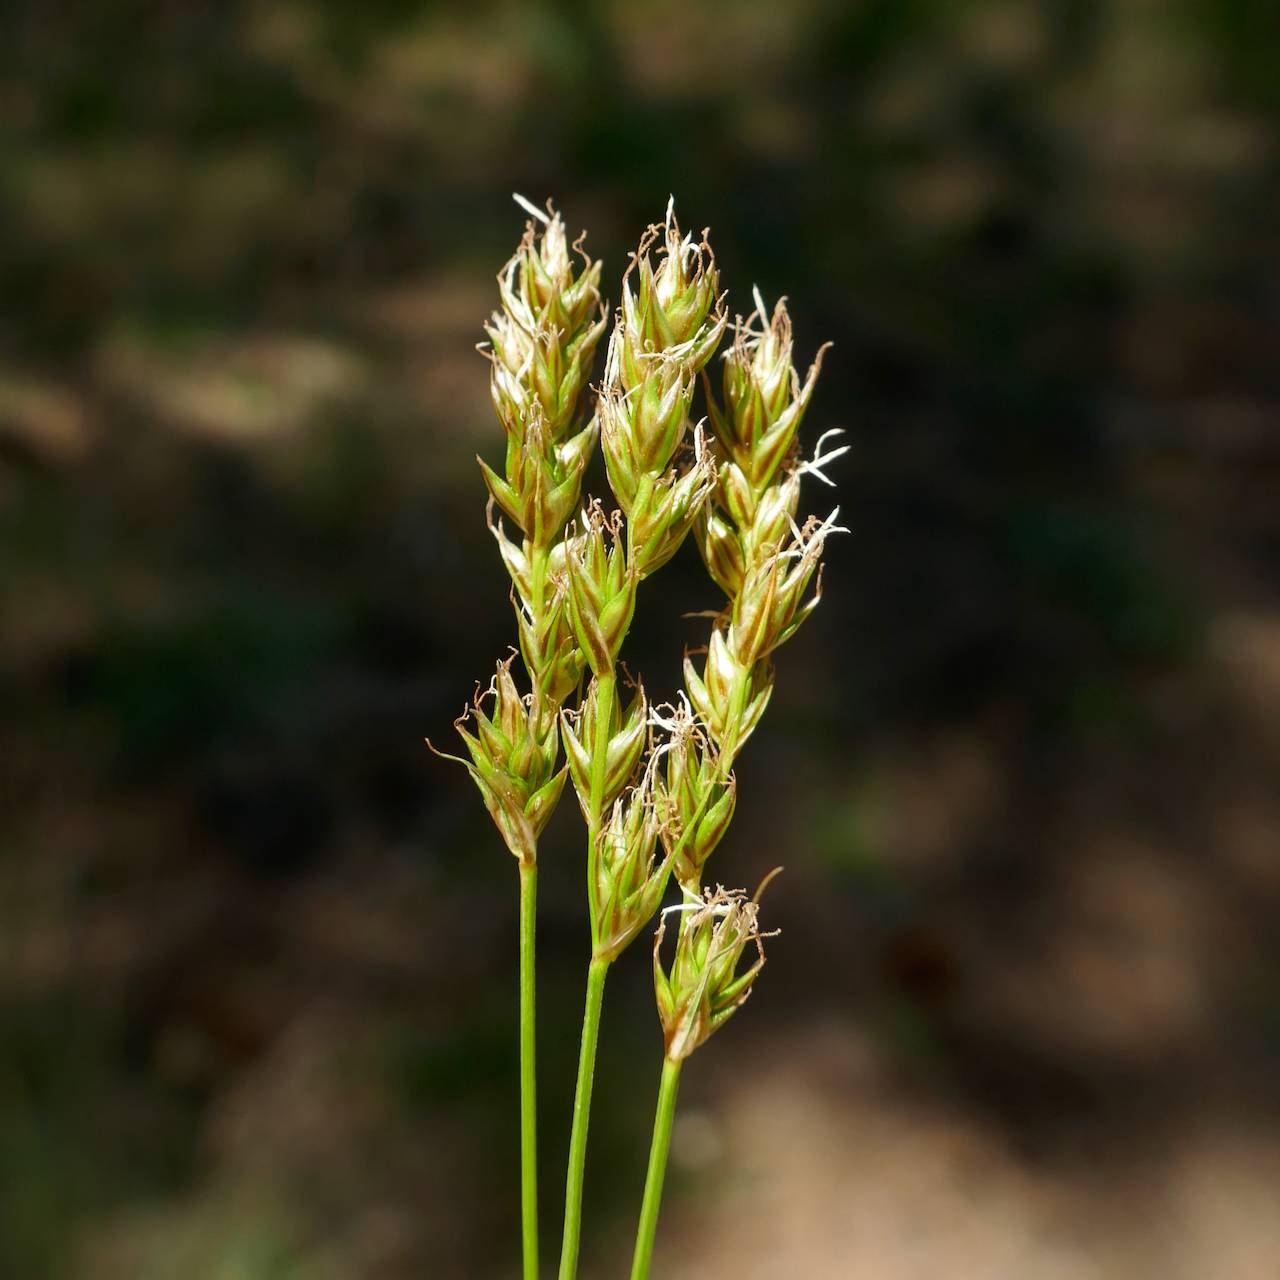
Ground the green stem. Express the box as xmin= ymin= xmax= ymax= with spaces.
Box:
xmin=557 ymin=670 xmax=617 ymax=1278
xmin=519 ymin=862 xmax=539 ymax=1280
xmin=585 ymin=671 xmax=616 ymax=940
xmin=557 ymin=956 xmax=609 ymax=1280
xmin=588 ymin=671 xmax=616 ymax=819
xmin=629 ymin=1056 xmax=683 ymax=1280
xmin=527 ymin=542 xmax=551 ymax=719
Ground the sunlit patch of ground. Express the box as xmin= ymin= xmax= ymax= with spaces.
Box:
xmin=0 ymin=372 xmax=95 ymax=463
xmin=648 ymin=1022 xmax=1280 ymax=1280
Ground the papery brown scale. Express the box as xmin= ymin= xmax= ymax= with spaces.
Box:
xmin=478 ymin=457 xmax=525 ymax=531
xmin=591 ymin=779 xmax=672 ymax=962
xmin=606 ymin=699 xmax=648 ymax=796
xmin=488 ymin=517 xmax=531 ymax=603
xmin=475 ymin=706 xmax=510 ymax=763
xmin=695 ymin=507 xmax=745 ymax=599
xmin=730 ymin=556 xmax=781 ymax=666
xmin=746 ymin=412 xmax=801 ymax=491
xmin=705 ymin=627 xmax=740 ymax=710
xmin=558 ymin=420 xmax=597 ymax=477
xmin=719 ymin=462 xmax=757 ymax=530
xmin=495 ymin=660 xmax=522 ymax=718
xmin=600 ymin=419 xmax=640 ymax=514
xmin=682 ymin=653 xmax=714 ymax=729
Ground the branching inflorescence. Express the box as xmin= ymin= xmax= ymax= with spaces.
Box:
xmin=433 ymin=196 xmax=842 ymax=1279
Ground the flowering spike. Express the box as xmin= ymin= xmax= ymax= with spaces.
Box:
xmin=626 ymin=430 xmax=718 ymax=580
xmin=683 ymin=631 xmax=774 ymax=762
xmin=429 ymin=657 xmax=566 ymax=865
xmin=728 ymin=509 xmax=846 ymax=666
xmin=596 ymin=205 xmax=727 ymax=573
xmin=561 ymin=676 xmax=648 ymax=819
xmin=652 ymin=881 xmax=778 ymax=1061
xmin=710 ymin=296 xmax=829 ymax=494
xmin=591 ymin=762 xmax=674 ymax=962
xmin=436 ymin=200 xmax=851 ymax=1280
xmin=650 ymin=698 xmax=737 ymax=889
xmin=563 ymin=504 xmax=637 ymax=677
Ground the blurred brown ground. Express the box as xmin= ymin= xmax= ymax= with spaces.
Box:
xmin=2 ymin=2 xmax=1279 ymax=1277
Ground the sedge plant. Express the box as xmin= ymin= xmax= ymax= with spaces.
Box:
xmin=433 ymin=196 xmax=843 ymax=1278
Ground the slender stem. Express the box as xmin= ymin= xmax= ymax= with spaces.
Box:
xmin=527 ymin=542 xmax=551 ymax=720
xmin=585 ymin=671 xmax=616 ymax=940
xmin=629 ymin=1056 xmax=683 ymax=1280
xmin=557 ymin=670 xmax=617 ymax=1279
xmin=518 ymin=862 xmax=539 ymax=1280
xmin=557 ymin=956 xmax=609 ymax=1280
xmin=588 ymin=671 xmax=616 ymax=818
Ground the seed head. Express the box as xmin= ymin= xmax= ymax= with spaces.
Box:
xmin=479 ymin=199 xmax=607 ymax=573
xmin=707 ymin=293 xmax=829 ymax=494
xmin=477 ymin=412 xmax=596 ymax=547
xmin=485 ymin=200 xmax=607 ymax=446
xmin=430 ymin=656 xmax=567 ymax=865
xmin=653 ymin=877 xmax=779 ymax=1061
xmin=650 ymin=697 xmax=736 ymax=889
xmin=682 ymin=627 xmax=774 ymax=760
xmin=562 ymin=503 xmax=638 ymax=677
xmin=617 ymin=201 xmax=727 ymax=385
xmin=484 ymin=506 xmax=584 ymax=706
xmin=515 ymin=580 xmax=583 ymax=709
xmin=625 ymin=428 xmax=718 ymax=580
xmin=592 ymin=760 xmax=674 ymax=962
xmin=561 ymin=674 xmax=648 ymax=820
xmin=598 ymin=351 xmax=698 ymax=507
xmin=727 ymin=508 xmax=846 ymax=667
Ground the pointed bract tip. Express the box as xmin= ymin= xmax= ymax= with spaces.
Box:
xmin=512 ymin=192 xmax=551 ymax=225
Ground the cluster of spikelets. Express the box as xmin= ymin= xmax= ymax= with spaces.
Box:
xmin=654 ymin=872 xmax=781 ymax=1062
xmin=454 ymin=196 xmax=841 ymax=897
xmin=435 ymin=194 xmax=843 ymax=1278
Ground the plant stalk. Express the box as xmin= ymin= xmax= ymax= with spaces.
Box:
xmin=629 ymin=1055 xmax=683 ymax=1280
xmin=585 ymin=671 xmax=616 ymax=939
xmin=519 ymin=861 xmax=539 ymax=1279
xmin=557 ymin=956 xmax=609 ymax=1280
xmin=558 ymin=667 xmax=618 ymax=1279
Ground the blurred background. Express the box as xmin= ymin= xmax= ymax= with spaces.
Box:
xmin=3 ymin=1 xmax=1279 ymax=1276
